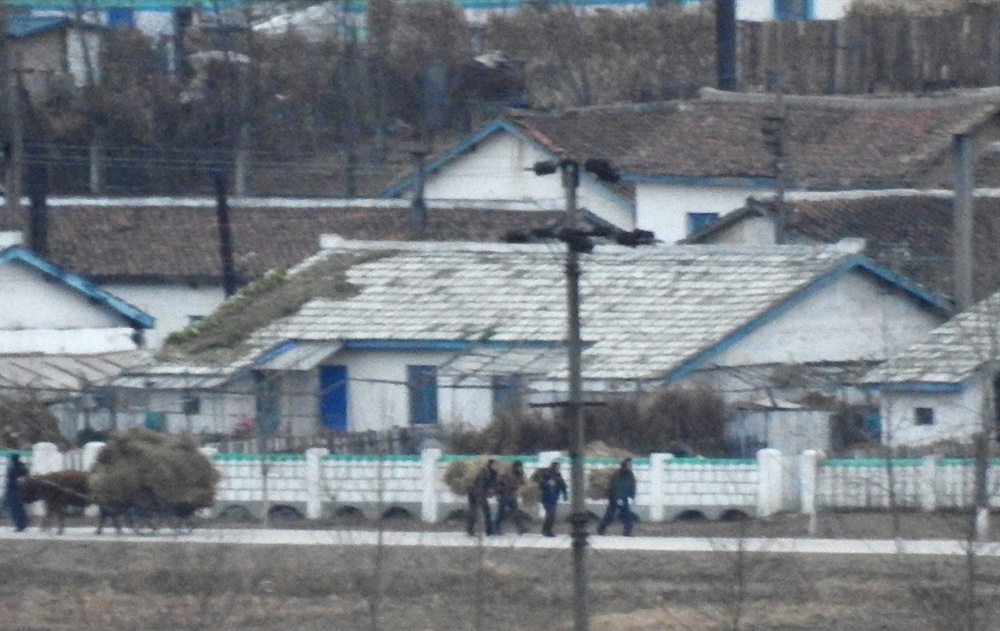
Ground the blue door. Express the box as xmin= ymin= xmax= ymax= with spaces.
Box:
xmin=319 ymin=365 xmax=349 ymax=432
xmin=408 ymin=365 xmax=438 ymax=425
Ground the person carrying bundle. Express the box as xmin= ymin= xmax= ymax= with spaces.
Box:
xmin=493 ymin=460 xmax=528 ymax=535
xmin=466 ymin=458 xmax=499 ymax=536
xmin=596 ymin=457 xmax=637 ymax=536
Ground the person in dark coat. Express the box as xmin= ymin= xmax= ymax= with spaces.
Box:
xmin=531 ymin=460 xmax=567 ymax=537
xmin=597 ymin=457 xmax=637 ymax=536
xmin=493 ymin=460 xmax=528 ymax=535
xmin=466 ymin=458 xmax=499 ymax=536
xmin=4 ymin=454 xmax=30 ymax=532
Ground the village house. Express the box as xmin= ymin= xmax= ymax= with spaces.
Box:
xmin=3 ymin=14 xmax=102 ymax=102
xmin=384 ymin=88 xmax=1000 ymax=244
xmin=682 ymin=190 xmax=1000 ymax=304
xmin=0 ymin=234 xmax=154 ymax=438
xmin=0 ymin=197 xmax=569 ymax=349
xmin=861 ymin=291 xmax=1000 ymax=448
xmin=104 ymin=238 xmax=952 ymax=449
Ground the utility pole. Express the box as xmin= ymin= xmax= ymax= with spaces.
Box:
xmin=560 ymin=159 xmax=589 ymax=631
xmin=763 ymin=71 xmax=788 ymax=244
xmin=1 ymin=5 xmax=24 ymax=218
xmin=524 ymin=156 xmax=652 ymax=631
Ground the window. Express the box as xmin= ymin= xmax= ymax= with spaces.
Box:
xmin=254 ymin=371 xmax=281 ymax=434
xmin=408 ymin=365 xmax=438 ymax=425
xmin=914 ymin=407 xmax=935 ymax=426
xmin=492 ymin=375 xmax=525 ymax=411
xmin=774 ymin=0 xmax=811 ymax=21
xmin=687 ymin=212 xmax=720 ymax=235
xmin=181 ymin=393 xmax=200 ymax=415
xmin=107 ymin=8 xmax=135 ymax=27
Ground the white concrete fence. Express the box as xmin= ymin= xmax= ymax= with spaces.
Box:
xmin=3 ymin=445 xmax=999 ymax=523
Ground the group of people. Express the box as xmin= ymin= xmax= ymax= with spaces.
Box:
xmin=464 ymin=457 xmax=638 ymax=537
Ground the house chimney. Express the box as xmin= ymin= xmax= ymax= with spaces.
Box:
xmin=952 ymin=134 xmax=974 ymax=310
xmin=25 ymin=162 xmax=47 ymax=257
xmin=715 ymin=0 xmax=737 ymax=91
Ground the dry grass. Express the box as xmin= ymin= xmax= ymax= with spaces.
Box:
xmin=3 ymin=513 xmax=1000 ymax=631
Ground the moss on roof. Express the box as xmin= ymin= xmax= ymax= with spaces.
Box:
xmin=159 ymin=250 xmax=393 ymax=364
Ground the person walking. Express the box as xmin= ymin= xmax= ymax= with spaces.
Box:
xmin=3 ymin=454 xmax=30 ymax=532
xmin=493 ymin=460 xmax=528 ymax=535
xmin=531 ymin=460 xmax=567 ymax=537
xmin=466 ymin=458 xmax=499 ymax=536
xmin=597 ymin=457 xmax=637 ymax=536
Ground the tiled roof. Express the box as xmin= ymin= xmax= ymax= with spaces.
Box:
xmin=685 ymin=191 xmax=1000 ymax=303
xmin=0 ymin=351 xmax=153 ymax=399
xmin=789 ymin=193 xmax=1000 ymax=303
xmin=504 ymin=94 xmax=999 ymax=188
xmin=0 ymin=198 xmax=565 ymax=282
xmin=862 ymin=291 xmax=1000 ymax=385
xmin=151 ymin=241 xmax=948 ymax=383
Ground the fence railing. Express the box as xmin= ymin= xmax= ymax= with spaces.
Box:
xmin=4 ymin=446 xmax=999 ymax=524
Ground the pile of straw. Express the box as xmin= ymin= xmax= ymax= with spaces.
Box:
xmin=443 ymin=458 xmax=539 ymax=507
xmin=89 ymin=428 xmax=220 ymax=510
xmin=587 ymin=466 xmax=617 ymax=501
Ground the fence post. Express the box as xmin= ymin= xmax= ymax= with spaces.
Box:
xmin=756 ymin=448 xmax=783 ymax=518
xmin=919 ymin=455 xmax=938 ymax=512
xmin=799 ymin=450 xmax=820 ymax=534
xmin=420 ymin=447 xmax=442 ymax=523
xmin=82 ymin=442 xmax=106 ymax=517
xmin=648 ymin=453 xmax=670 ymax=522
xmin=305 ymin=447 xmax=329 ymax=520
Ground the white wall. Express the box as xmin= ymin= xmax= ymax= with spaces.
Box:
xmin=0 ymin=261 xmax=140 ymax=354
xmin=423 ymin=133 xmax=636 ymax=231
xmin=335 ymin=348 xmax=495 ymax=432
xmin=880 ymin=374 xmax=990 ymax=447
xmin=713 ymin=272 xmax=945 ymax=367
xmin=635 ymin=182 xmax=759 ymax=243
xmin=103 ymin=281 xmax=225 ymax=349
xmin=737 ymin=0 xmax=853 ymax=21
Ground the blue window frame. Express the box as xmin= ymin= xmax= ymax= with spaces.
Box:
xmin=491 ymin=374 xmax=525 ymax=411
xmin=774 ymin=0 xmax=812 ymax=21
xmin=107 ymin=8 xmax=135 ymax=27
xmin=254 ymin=371 xmax=281 ymax=435
xmin=319 ymin=365 xmax=349 ymax=433
xmin=687 ymin=212 xmax=720 ymax=235
xmin=408 ymin=365 xmax=438 ymax=425
xmin=914 ymin=407 xmax=935 ymax=426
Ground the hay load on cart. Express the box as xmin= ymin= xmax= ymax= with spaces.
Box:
xmin=88 ymin=428 xmax=220 ymax=528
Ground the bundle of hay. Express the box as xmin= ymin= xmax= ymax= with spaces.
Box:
xmin=443 ymin=458 xmax=539 ymax=507
xmin=89 ymin=428 xmax=220 ymax=510
xmin=587 ymin=466 xmax=618 ymax=501
xmin=585 ymin=441 xmax=634 ymax=459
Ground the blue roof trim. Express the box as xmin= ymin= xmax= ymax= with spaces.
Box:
xmin=344 ymin=339 xmax=560 ymax=351
xmin=620 ymin=172 xmax=777 ymax=188
xmin=660 ymin=253 xmax=953 ymax=384
xmin=0 ymin=246 xmax=154 ymax=329
xmin=253 ymin=339 xmax=299 ymax=366
xmin=865 ymin=382 xmax=965 ymax=393
xmin=381 ymin=119 xmax=635 ymax=218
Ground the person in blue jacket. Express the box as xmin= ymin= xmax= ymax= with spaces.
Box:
xmin=4 ymin=454 xmax=30 ymax=532
xmin=531 ymin=460 xmax=567 ymax=537
xmin=597 ymin=457 xmax=636 ymax=536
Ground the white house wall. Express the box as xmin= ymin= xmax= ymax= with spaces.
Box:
xmin=103 ymin=281 xmax=225 ymax=349
xmin=423 ymin=133 xmax=636 ymax=230
xmin=0 ymin=260 xmax=139 ymax=354
xmin=879 ymin=374 xmax=989 ymax=447
xmin=334 ymin=349 xmax=494 ymax=432
xmin=737 ymin=0 xmax=852 ymax=21
xmin=635 ymin=182 xmax=758 ymax=243
xmin=711 ymin=272 xmax=945 ymax=367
